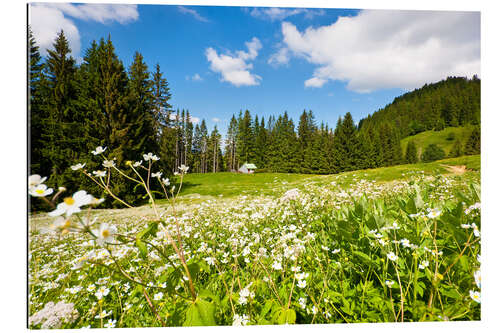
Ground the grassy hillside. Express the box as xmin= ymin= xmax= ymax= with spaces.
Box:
xmin=168 ymin=154 xmax=480 ymax=201
xmin=401 ymin=126 xmax=475 ymax=158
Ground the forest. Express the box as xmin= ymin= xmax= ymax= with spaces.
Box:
xmin=29 ymin=28 xmax=481 ymax=206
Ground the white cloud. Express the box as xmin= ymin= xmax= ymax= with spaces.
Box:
xmin=212 ymin=117 xmax=221 ymax=122
xmin=206 ymin=37 xmax=262 ymax=87
xmin=268 ymin=46 xmax=290 ymax=66
xmin=249 ymin=7 xmax=324 ymax=21
xmin=169 ymin=113 xmax=200 ymax=124
xmin=186 ymin=73 xmax=203 ymax=81
xmin=272 ymin=10 xmax=480 ymax=93
xmin=29 ymin=3 xmax=138 ymax=59
xmin=178 ymin=6 xmax=210 ymax=22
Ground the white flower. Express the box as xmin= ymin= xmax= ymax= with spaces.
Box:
xmin=298 ymin=297 xmax=307 ymax=309
xmin=374 ymin=233 xmax=383 ymax=239
xmin=104 ymin=319 xmax=116 ymax=328
xmin=419 ymin=260 xmax=429 ymax=270
xmin=29 ymin=184 xmax=54 ymax=197
xmin=151 ymin=172 xmax=162 ymax=178
xmin=232 ymin=314 xmax=249 ymax=326
xmin=133 ymin=160 xmax=143 ymax=167
xmin=427 ymin=208 xmax=441 ymax=219
xmin=95 ymin=286 xmax=110 ymax=300
xmin=469 ymin=290 xmax=481 ymax=303
xmin=461 ymin=223 xmax=471 ymax=229
xmin=153 ymin=292 xmax=163 ymax=301
xmin=102 ymin=160 xmax=115 ymax=168
xmin=91 ymin=146 xmax=107 ymax=155
xmin=70 ymin=163 xmax=86 ymax=171
xmin=87 ymin=284 xmax=96 ymax=292
xmin=92 ymin=170 xmax=106 ymax=177
xmin=95 ymin=309 xmax=112 ymax=319
xmin=204 ymin=257 xmax=215 ymax=266
xmin=321 ymin=245 xmax=330 ymax=251
xmin=400 ymin=238 xmax=411 ymax=248
xmin=179 ymin=164 xmax=189 ymax=173
xmin=272 ymin=261 xmax=282 ymax=270
xmin=48 ymin=190 xmax=94 ymax=217
xmin=162 ymin=178 xmax=170 ymax=186
xmin=28 ymin=174 xmax=47 ymax=189
xmin=174 ymin=172 xmax=179 ymax=176
xmin=297 ymin=280 xmax=307 ymax=288
xmin=387 ymin=252 xmax=398 ymax=261
xmin=93 ymin=223 xmax=117 ymax=246
xmin=474 ymin=270 xmax=481 ymax=289
xmin=385 ymin=280 xmax=395 ymax=288
xmin=282 ymin=188 xmax=300 ymax=201
xmin=471 ymin=223 xmax=480 ymax=237
xmin=143 ymin=153 xmax=159 ymax=161
xmin=332 ymin=248 xmax=341 ymax=254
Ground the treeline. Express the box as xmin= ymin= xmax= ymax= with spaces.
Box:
xmin=359 ymin=76 xmax=480 ymax=138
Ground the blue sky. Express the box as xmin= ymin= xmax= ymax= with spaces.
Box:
xmin=30 ymin=3 xmax=480 ymax=135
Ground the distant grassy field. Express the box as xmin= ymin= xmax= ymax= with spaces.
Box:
xmin=401 ymin=126 xmax=475 ymax=158
xmin=165 ymin=154 xmax=480 ymax=201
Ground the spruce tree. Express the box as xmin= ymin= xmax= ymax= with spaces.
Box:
xmin=422 ymin=144 xmax=446 ymax=162
xmin=464 ymin=126 xmax=480 ymax=155
xmin=448 ymin=138 xmax=463 ymax=158
xmin=405 ymin=140 xmax=418 ymax=164
xmin=151 ymin=63 xmax=172 ymax=140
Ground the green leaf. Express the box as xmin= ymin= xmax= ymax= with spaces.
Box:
xmin=183 ymin=299 xmax=216 ymax=326
xmin=135 ymin=239 xmax=147 ymax=258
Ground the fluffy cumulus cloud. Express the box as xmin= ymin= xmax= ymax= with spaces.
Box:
xmin=29 ymin=3 xmax=138 ymax=58
xmin=271 ymin=10 xmax=480 ymax=92
xmin=206 ymin=37 xmax=262 ymax=87
xmin=186 ymin=73 xmax=203 ymax=81
xmin=249 ymin=7 xmax=324 ymax=21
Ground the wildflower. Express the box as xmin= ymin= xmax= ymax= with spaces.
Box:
xmin=298 ymin=297 xmax=307 ymax=309
xmin=70 ymin=163 xmax=86 ymax=171
xmin=28 ymin=301 xmax=79 ymax=329
xmin=282 ymin=188 xmax=300 ymax=201
xmin=152 ymin=172 xmax=162 ymax=178
xmin=153 ymin=292 xmax=163 ymax=301
xmin=204 ymin=257 xmax=215 ymax=266
xmin=311 ymin=305 xmax=318 ymax=315
xmin=95 ymin=286 xmax=110 ymax=300
xmin=143 ymin=153 xmax=159 ymax=161
xmin=272 ymin=261 xmax=282 ymax=270
xmin=400 ymin=238 xmax=410 ymax=248
xmin=321 ymin=245 xmax=330 ymax=251
xmin=474 ymin=270 xmax=481 ymax=289
xmin=385 ymin=280 xmax=395 ymax=288
xmin=102 ymin=160 xmax=115 ymax=168
xmin=179 ymin=164 xmax=189 ymax=173
xmin=419 ymin=260 xmax=429 ymax=270
xmin=91 ymin=146 xmax=107 ymax=155
xmin=94 ymin=223 xmax=117 ymax=246
xmin=374 ymin=233 xmax=383 ymax=239
xmin=29 ymin=174 xmax=47 ymax=189
xmin=162 ymin=178 xmax=170 ymax=186
xmin=427 ymin=208 xmax=441 ymax=219
xmin=133 ymin=161 xmax=142 ymax=167
xmin=471 ymin=223 xmax=480 ymax=237
xmin=469 ymin=290 xmax=481 ymax=303
xmin=387 ymin=252 xmax=398 ymax=261
xmin=332 ymin=248 xmax=341 ymax=254
xmin=461 ymin=223 xmax=471 ymax=229
xmin=48 ymin=190 xmax=93 ymax=217
xmin=297 ymin=280 xmax=307 ymax=288
xmin=87 ymin=284 xmax=96 ymax=292
xmin=94 ymin=309 xmax=112 ymax=319
xmin=92 ymin=170 xmax=106 ymax=177
xmin=233 ymin=314 xmax=249 ymax=326
xmin=104 ymin=319 xmax=116 ymax=328
xmin=29 ymin=184 xmax=54 ymax=197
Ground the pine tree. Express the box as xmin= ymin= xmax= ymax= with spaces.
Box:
xmin=422 ymin=144 xmax=446 ymax=162
xmin=405 ymin=140 xmax=418 ymax=163
xmin=151 ymin=63 xmax=172 ymax=140
xmin=448 ymin=138 xmax=463 ymax=158
xmin=464 ymin=126 xmax=480 ymax=155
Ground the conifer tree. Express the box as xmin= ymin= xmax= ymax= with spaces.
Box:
xmin=405 ymin=140 xmax=418 ymax=164
xmin=448 ymin=138 xmax=463 ymax=158
xmin=464 ymin=126 xmax=480 ymax=155
xmin=151 ymin=63 xmax=172 ymax=139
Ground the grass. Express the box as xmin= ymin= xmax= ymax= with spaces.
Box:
xmin=160 ymin=154 xmax=480 ymax=201
xmin=400 ymin=126 xmax=475 ymax=157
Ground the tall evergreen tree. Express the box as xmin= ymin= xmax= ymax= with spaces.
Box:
xmin=464 ymin=126 xmax=480 ymax=155
xmin=405 ymin=140 xmax=418 ymax=164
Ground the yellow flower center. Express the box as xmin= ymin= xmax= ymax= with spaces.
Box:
xmin=35 ymin=189 xmax=44 ymax=194
xmin=64 ymin=197 xmax=75 ymax=205
xmin=63 ymin=220 xmax=71 ymax=228
xmin=102 ymin=229 xmax=110 ymax=238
